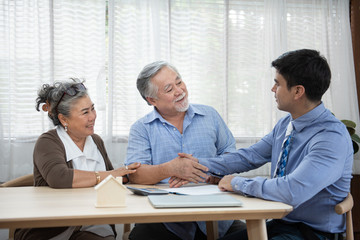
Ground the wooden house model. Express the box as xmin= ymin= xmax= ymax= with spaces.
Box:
xmin=94 ymin=175 xmax=127 ymax=207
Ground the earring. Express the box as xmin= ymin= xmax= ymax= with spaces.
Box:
xmin=64 ymin=124 xmax=68 ymax=132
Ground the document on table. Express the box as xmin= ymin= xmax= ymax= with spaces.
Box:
xmin=163 ymin=184 xmax=228 ymax=195
xmin=148 ymin=194 xmax=243 ymax=208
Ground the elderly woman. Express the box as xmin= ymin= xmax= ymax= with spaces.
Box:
xmin=15 ymin=79 xmax=140 ymax=240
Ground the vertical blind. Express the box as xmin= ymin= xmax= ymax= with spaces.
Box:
xmin=0 ymin=0 xmax=358 ymax=181
xmin=0 ymin=0 xmax=107 ymax=138
xmin=109 ymin=0 xmax=358 ymax=138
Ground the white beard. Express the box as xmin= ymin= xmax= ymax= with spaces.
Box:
xmin=174 ymin=93 xmax=189 ymax=112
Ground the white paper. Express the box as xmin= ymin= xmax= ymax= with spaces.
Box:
xmin=164 ymin=184 xmax=229 ymax=195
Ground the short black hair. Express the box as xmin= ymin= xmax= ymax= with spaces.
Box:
xmin=271 ymin=49 xmax=331 ymax=102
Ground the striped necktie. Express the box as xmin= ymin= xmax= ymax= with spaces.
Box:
xmin=275 ymin=122 xmax=294 ymax=178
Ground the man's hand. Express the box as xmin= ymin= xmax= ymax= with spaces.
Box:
xmin=218 ymin=175 xmax=235 ymax=192
xmin=168 ymin=176 xmax=189 ymax=188
xmin=167 ymin=153 xmax=208 ymax=184
xmin=177 ymin=153 xmax=198 ymax=162
xmin=168 ymin=174 xmax=221 ymax=188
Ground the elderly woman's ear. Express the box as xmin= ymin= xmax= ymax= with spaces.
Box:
xmin=57 ymin=113 xmax=67 ymax=127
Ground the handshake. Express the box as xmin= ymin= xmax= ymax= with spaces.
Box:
xmin=167 ymin=153 xmax=224 ymax=188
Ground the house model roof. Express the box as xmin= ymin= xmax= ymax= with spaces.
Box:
xmin=94 ymin=175 xmax=126 ymax=190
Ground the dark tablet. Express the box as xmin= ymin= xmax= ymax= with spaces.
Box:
xmin=126 ymin=186 xmax=169 ymax=196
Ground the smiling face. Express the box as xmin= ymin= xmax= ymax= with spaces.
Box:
xmin=147 ymin=66 xmax=189 ymax=116
xmin=60 ymin=95 xmax=96 ymax=142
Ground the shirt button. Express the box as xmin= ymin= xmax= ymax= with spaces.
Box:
xmin=163 ymin=123 xmax=165 ymax=126
xmin=173 ymin=128 xmax=176 ymax=131
xmin=235 ymin=184 xmax=238 ymax=188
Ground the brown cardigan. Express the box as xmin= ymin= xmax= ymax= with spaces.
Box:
xmin=15 ymin=129 xmax=116 ymax=240
xmin=33 ymin=129 xmax=114 ymax=188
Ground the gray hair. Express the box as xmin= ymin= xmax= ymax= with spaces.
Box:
xmin=137 ymin=61 xmax=181 ymax=105
xmin=36 ymin=78 xmax=88 ymax=126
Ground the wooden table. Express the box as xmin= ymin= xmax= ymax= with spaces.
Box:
xmin=0 ymin=186 xmax=292 ymax=240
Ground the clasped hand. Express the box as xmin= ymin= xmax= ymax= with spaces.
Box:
xmin=167 ymin=153 xmax=235 ymax=191
xmin=168 ymin=153 xmax=209 ymax=188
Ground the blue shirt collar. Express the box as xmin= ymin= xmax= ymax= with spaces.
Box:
xmin=143 ymin=104 xmax=206 ymax=124
xmin=292 ymin=102 xmax=326 ymax=132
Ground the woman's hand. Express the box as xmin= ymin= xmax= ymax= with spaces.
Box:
xmin=111 ymin=163 xmax=141 ymax=177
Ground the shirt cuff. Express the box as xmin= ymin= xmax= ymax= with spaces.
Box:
xmin=231 ymin=176 xmax=251 ymax=196
xmin=198 ymin=157 xmax=229 ymax=176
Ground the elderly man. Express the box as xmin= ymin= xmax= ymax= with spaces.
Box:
xmin=125 ymin=61 xmax=243 ymax=240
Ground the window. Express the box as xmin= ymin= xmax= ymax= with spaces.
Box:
xmin=0 ymin=0 xmax=358 ymax=180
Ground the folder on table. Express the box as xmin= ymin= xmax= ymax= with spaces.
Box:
xmin=148 ymin=194 xmax=243 ymax=208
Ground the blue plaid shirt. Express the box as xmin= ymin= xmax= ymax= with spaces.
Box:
xmin=125 ymin=104 xmax=236 ymax=239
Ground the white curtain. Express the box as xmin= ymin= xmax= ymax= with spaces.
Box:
xmin=0 ymin=0 xmax=107 ymax=181
xmin=0 ymin=0 xmax=358 ymax=182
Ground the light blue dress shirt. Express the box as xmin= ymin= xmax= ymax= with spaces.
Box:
xmin=125 ymin=104 xmax=236 ymax=239
xmin=199 ymin=103 xmax=353 ymax=233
